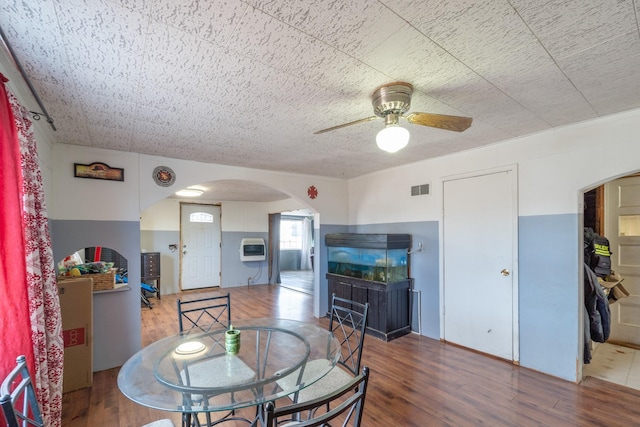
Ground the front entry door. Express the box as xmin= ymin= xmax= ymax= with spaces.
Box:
xmin=443 ymin=169 xmax=517 ymax=360
xmin=605 ymin=177 xmax=640 ymax=346
xmin=180 ymin=203 xmax=221 ymax=290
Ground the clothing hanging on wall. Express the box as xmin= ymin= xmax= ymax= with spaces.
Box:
xmin=583 ymin=262 xmax=611 ymax=363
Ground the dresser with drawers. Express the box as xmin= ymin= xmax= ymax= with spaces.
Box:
xmin=141 ymin=252 xmax=161 ymax=299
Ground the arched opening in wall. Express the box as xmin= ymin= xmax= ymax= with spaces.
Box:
xmin=582 ymin=173 xmax=640 ymax=392
xmin=140 ymin=179 xmax=319 ymax=306
xmin=57 ymin=246 xmax=129 ymax=290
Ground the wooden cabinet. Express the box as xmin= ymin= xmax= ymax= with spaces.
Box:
xmin=141 ymin=252 xmax=161 ymax=299
xmin=327 ymin=273 xmax=412 ymax=341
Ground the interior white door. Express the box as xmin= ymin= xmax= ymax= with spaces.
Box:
xmin=180 ymin=204 xmax=221 ymax=290
xmin=605 ymin=177 xmax=640 ymax=346
xmin=443 ymin=170 xmax=516 ymax=360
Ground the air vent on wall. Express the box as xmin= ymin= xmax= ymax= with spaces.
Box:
xmin=411 ymin=184 xmax=430 ymax=196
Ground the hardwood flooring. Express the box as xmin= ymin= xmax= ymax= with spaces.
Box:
xmin=62 ymin=285 xmax=640 ymax=426
xmin=279 ymin=270 xmax=313 ymax=295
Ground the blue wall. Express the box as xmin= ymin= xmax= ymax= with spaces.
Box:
xmin=280 ymin=249 xmax=302 ymax=270
xmin=55 ymin=214 xmax=581 ymax=380
xmin=141 ymin=230 xmax=270 ymax=289
xmin=51 ymin=220 xmax=141 ymax=372
xmin=519 ymin=214 xmax=580 ymax=380
xmin=222 ymin=231 xmax=269 ymax=286
xmin=331 ymin=216 xmax=581 ymax=381
xmin=351 ymin=222 xmax=440 ymax=338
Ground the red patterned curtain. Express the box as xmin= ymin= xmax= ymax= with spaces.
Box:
xmin=0 ymin=73 xmax=63 ymax=427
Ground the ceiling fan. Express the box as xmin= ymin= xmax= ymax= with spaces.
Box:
xmin=314 ymin=82 xmax=473 ymax=153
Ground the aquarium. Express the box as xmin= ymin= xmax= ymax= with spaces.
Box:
xmin=325 ymin=234 xmax=410 ymax=284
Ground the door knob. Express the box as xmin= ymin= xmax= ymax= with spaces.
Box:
xmin=501 ymin=268 xmax=510 ymax=276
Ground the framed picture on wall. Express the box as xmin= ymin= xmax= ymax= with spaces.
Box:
xmin=74 ymin=162 xmax=124 ymax=182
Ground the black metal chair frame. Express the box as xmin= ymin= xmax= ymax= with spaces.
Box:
xmin=178 ymin=294 xmax=232 ymax=333
xmin=264 ymin=366 xmax=370 ymax=427
xmin=329 ymin=294 xmax=369 ymax=377
xmin=1 ymin=355 xmax=44 ymax=427
xmin=176 ymin=293 xmax=253 ymax=427
xmin=275 ymin=293 xmax=368 ymax=424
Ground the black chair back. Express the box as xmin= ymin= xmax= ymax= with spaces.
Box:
xmin=1 ymin=355 xmax=44 ymax=427
xmin=177 ymin=293 xmax=231 ymax=333
xmin=329 ymin=294 xmax=369 ymax=376
xmin=264 ymin=366 xmax=370 ymax=427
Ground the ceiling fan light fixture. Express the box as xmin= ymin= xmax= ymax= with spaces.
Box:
xmin=175 ymin=188 xmax=204 ymax=197
xmin=376 ymin=125 xmax=409 ymax=153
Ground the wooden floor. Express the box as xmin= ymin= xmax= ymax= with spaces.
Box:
xmin=279 ymin=270 xmax=313 ymax=295
xmin=62 ymin=285 xmax=640 ymax=427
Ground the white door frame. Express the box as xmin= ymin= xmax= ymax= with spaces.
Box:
xmin=439 ymin=165 xmax=520 ymax=362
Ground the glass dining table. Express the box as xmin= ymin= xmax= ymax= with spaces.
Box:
xmin=117 ymin=318 xmax=340 ymax=426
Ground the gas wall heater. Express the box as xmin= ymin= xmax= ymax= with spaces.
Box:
xmin=240 ymin=238 xmax=266 ymax=262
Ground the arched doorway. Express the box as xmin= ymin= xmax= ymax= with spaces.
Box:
xmin=582 ymin=175 xmax=640 ymax=391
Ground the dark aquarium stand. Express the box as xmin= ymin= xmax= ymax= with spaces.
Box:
xmin=325 ymin=233 xmax=412 ymax=341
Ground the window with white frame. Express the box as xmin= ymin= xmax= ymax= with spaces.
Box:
xmin=280 ymin=218 xmax=303 ymax=249
xmin=189 ymin=212 xmax=214 ymax=223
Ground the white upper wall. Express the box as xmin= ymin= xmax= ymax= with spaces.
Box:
xmin=138 ymin=154 xmax=348 ymax=224
xmin=49 ymin=145 xmax=349 ymax=224
xmin=141 ymin=199 xmax=273 ymax=232
xmin=222 ymin=202 xmax=269 ymax=232
xmin=140 ymin=198 xmax=179 ymax=231
xmin=349 ymin=109 xmax=640 ymax=223
xmin=268 ymin=198 xmax=312 ymax=214
xmin=51 ymin=145 xmax=141 ymax=221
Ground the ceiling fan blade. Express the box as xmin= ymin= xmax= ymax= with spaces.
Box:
xmin=405 ymin=112 xmax=473 ymax=132
xmin=314 ymin=116 xmax=379 ymax=134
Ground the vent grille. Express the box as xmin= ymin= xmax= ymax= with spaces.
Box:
xmin=411 ymin=184 xmax=430 ymax=196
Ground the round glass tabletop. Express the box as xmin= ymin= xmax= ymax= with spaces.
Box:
xmin=117 ymin=318 xmax=340 ymax=414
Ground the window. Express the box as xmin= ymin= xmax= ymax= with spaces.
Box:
xmin=280 ymin=218 xmax=303 ymax=249
xmin=189 ymin=212 xmax=214 ymax=223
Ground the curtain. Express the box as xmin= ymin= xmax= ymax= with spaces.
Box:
xmin=300 ymin=217 xmax=313 ymax=270
xmin=268 ymin=213 xmax=281 ymax=284
xmin=0 ymin=73 xmax=63 ymax=427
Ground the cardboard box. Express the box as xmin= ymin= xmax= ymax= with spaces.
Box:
xmin=57 ymin=277 xmax=93 ymax=392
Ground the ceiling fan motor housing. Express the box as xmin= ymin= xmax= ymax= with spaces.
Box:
xmin=372 ymin=82 xmax=413 ymax=118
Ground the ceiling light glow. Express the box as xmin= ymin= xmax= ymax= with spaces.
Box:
xmin=376 ymin=126 xmax=410 ymax=153
xmin=175 ymin=189 xmax=204 ymax=197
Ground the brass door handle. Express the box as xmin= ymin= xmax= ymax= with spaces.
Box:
xmin=501 ymin=268 xmax=510 ymax=276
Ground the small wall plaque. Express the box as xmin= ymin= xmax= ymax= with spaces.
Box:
xmin=74 ymin=162 xmax=124 ymax=181
xmin=153 ymin=166 xmax=176 ymax=187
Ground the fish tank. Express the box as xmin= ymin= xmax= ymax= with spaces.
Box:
xmin=325 ymin=233 xmax=410 ymax=284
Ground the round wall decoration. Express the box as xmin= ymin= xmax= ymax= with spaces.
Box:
xmin=153 ymin=166 xmax=176 ymax=187
xmin=307 ymin=185 xmax=318 ymax=199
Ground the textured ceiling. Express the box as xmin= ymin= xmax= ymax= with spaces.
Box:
xmin=2 ymin=0 xmax=640 ymax=186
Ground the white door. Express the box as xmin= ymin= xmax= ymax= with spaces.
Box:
xmin=180 ymin=203 xmax=221 ymax=290
xmin=443 ymin=169 xmax=517 ymax=360
xmin=605 ymin=177 xmax=640 ymax=346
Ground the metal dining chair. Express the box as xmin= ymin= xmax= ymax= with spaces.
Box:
xmin=176 ymin=293 xmax=256 ymax=427
xmin=277 ymin=294 xmax=369 ymax=405
xmin=264 ymin=366 xmax=370 ymax=427
xmin=177 ymin=293 xmax=234 ymax=333
xmin=1 ymin=355 xmax=44 ymax=427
